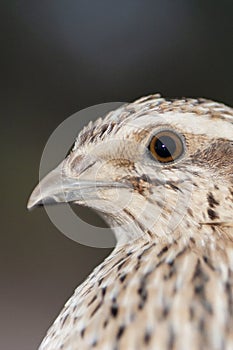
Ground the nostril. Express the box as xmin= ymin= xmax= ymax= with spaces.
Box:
xmin=70 ymin=154 xmax=85 ymax=171
xmin=70 ymin=154 xmax=96 ymax=177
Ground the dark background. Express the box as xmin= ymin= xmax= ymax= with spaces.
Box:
xmin=1 ymin=1 xmax=233 ymax=349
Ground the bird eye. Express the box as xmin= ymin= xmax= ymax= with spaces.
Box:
xmin=149 ymin=130 xmax=184 ymax=163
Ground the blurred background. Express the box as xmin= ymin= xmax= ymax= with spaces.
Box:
xmin=1 ymin=1 xmax=233 ymax=349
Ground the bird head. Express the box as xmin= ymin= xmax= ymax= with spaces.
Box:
xmin=28 ymin=95 xmax=233 ymax=246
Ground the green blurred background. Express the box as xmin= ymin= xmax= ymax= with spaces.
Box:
xmin=1 ymin=1 xmax=233 ymax=349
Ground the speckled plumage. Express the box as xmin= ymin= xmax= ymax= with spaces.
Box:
xmin=28 ymin=94 xmax=233 ymax=350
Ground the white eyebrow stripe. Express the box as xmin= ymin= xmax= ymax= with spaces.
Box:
xmin=124 ymin=112 xmax=233 ymax=140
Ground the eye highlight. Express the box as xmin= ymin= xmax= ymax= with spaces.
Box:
xmin=149 ymin=130 xmax=184 ymax=163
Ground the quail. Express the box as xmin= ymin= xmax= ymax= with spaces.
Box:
xmin=28 ymin=94 xmax=233 ymax=350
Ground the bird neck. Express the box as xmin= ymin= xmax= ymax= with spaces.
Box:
xmin=111 ymin=179 xmax=233 ymax=249
xmin=104 ymin=230 xmax=233 ymax=290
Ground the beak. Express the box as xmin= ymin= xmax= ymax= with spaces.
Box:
xmin=27 ymin=160 xmax=96 ymax=210
xmin=27 ymin=159 xmax=128 ymax=210
xmin=27 ymin=161 xmax=76 ymax=209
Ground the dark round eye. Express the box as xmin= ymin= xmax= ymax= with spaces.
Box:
xmin=149 ymin=130 xmax=184 ymax=163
